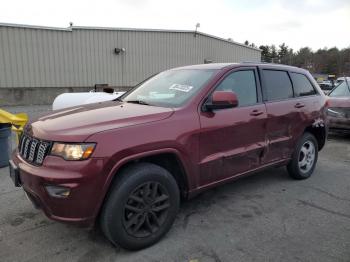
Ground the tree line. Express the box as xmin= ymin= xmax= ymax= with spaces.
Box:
xmin=244 ymin=41 xmax=350 ymax=77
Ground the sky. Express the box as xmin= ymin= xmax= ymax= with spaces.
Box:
xmin=1 ymin=0 xmax=350 ymax=51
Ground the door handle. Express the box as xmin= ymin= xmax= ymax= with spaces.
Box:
xmin=294 ymin=103 xmax=305 ymax=108
xmin=250 ymin=110 xmax=264 ymax=116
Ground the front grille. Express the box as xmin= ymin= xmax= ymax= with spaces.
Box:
xmin=18 ymin=134 xmax=52 ymax=165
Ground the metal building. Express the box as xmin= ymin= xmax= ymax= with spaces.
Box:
xmin=0 ymin=23 xmax=261 ymax=105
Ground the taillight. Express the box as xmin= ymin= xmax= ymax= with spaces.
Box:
xmin=325 ymin=98 xmax=330 ymax=108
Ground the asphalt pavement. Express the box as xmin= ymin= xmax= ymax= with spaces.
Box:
xmin=0 ymin=106 xmax=349 ymax=262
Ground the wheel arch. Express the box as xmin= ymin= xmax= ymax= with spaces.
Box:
xmin=304 ymin=124 xmax=327 ymax=151
xmin=95 ymin=148 xmax=191 ymax=223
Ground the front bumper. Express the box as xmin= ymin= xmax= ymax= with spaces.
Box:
xmin=11 ymin=151 xmax=108 ymax=227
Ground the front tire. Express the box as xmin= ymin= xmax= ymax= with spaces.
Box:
xmin=287 ymin=132 xmax=318 ymax=179
xmin=100 ymin=163 xmax=180 ymax=250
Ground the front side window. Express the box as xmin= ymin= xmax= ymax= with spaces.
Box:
xmin=263 ymin=70 xmax=293 ymax=101
xmin=290 ymin=73 xmax=317 ymax=97
xmin=329 ymin=82 xmax=350 ymax=97
xmin=122 ymin=69 xmax=217 ymax=107
xmin=215 ymin=70 xmax=258 ymax=107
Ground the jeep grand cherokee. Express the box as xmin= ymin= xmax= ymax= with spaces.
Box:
xmin=9 ymin=63 xmax=328 ymax=250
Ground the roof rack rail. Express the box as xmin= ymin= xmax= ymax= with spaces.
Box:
xmin=242 ymin=61 xmax=271 ymax=64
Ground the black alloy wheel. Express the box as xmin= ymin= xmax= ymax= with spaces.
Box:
xmin=100 ymin=163 xmax=180 ymax=250
xmin=123 ymin=181 xmax=170 ymax=238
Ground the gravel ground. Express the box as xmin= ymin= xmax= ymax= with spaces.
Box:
xmin=0 ymin=105 xmax=349 ymax=262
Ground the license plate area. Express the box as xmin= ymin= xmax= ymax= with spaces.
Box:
xmin=9 ymin=160 xmax=21 ymax=187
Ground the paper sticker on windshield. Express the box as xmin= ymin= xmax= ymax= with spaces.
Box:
xmin=169 ymin=84 xmax=194 ymax=92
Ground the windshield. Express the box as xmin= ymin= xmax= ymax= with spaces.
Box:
xmin=122 ymin=69 xmax=217 ymax=107
xmin=329 ymin=81 xmax=350 ymax=97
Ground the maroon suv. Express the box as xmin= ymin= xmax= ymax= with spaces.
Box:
xmin=9 ymin=63 xmax=328 ymax=250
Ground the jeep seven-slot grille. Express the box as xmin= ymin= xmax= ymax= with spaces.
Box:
xmin=18 ymin=134 xmax=51 ymax=165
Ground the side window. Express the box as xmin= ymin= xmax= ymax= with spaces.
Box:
xmin=290 ymin=73 xmax=316 ymax=97
xmin=215 ymin=70 xmax=257 ymax=106
xmin=263 ymin=70 xmax=293 ymax=101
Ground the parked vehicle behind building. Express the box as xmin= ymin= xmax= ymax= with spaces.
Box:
xmin=9 ymin=63 xmax=328 ymax=250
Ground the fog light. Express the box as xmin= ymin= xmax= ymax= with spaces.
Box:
xmin=45 ymin=185 xmax=71 ymax=198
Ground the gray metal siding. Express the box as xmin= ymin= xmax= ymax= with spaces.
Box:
xmin=0 ymin=25 xmax=261 ymax=88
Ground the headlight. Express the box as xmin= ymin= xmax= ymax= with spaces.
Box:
xmin=327 ymin=108 xmax=346 ymax=118
xmin=50 ymin=143 xmax=96 ymax=160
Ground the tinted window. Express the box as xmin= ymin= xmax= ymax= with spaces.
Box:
xmin=329 ymin=82 xmax=350 ymax=97
xmin=290 ymin=73 xmax=317 ymax=97
xmin=215 ymin=70 xmax=257 ymax=106
xmin=263 ymin=70 xmax=293 ymax=101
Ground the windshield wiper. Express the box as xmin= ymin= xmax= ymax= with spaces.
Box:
xmin=114 ymin=97 xmax=123 ymax=102
xmin=126 ymin=100 xmax=150 ymax=105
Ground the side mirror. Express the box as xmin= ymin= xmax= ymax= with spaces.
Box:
xmin=205 ymin=91 xmax=239 ymax=111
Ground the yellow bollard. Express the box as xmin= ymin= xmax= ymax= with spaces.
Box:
xmin=0 ymin=109 xmax=28 ymax=144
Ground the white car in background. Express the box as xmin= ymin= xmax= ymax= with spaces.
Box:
xmin=319 ymin=80 xmax=334 ymax=93
xmin=52 ymin=90 xmax=125 ymax=110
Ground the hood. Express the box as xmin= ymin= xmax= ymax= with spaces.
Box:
xmin=28 ymin=101 xmax=174 ymax=142
xmin=327 ymin=97 xmax=350 ymax=108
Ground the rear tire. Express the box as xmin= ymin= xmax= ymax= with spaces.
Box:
xmin=287 ymin=132 xmax=318 ymax=180
xmin=100 ymin=163 xmax=180 ymax=250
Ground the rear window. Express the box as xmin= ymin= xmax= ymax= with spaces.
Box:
xmin=329 ymin=82 xmax=350 ymax=97
xmin=263 ymin=70 xmax=293 ymax=101
xmin=290 ymin=73 xmax=316 ymax=97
